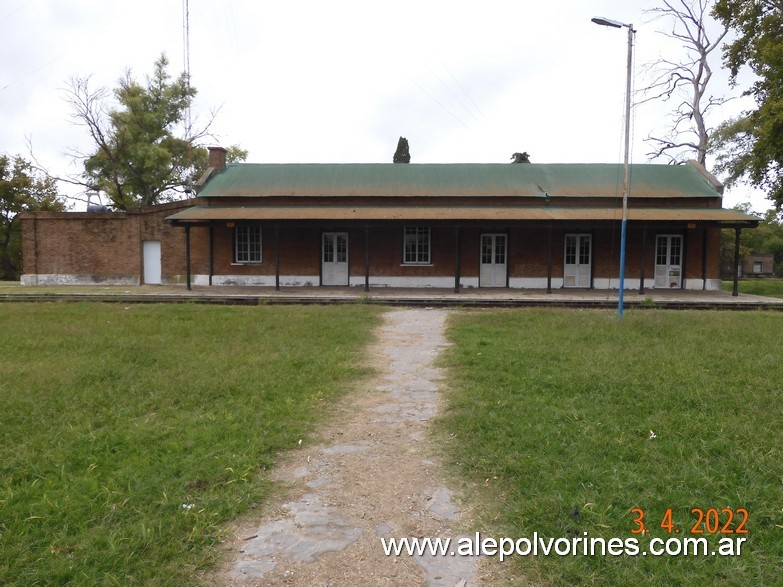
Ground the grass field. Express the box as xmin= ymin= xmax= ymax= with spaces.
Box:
xmin=438 ymin=309 xmax=782 ymax=586
xmin=721 ymin=278 xmax=783 ymax=298
xmin=0 ymin=303 xmax=380 ymax=585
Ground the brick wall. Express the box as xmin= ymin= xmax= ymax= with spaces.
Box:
xmin=21 ymin=200 xmax=198 ymax=285
xmin=22 ymin=212 xmax=140 ymax=283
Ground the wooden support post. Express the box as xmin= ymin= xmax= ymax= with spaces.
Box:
xmin=185 ymin=225 xmax=191 ymax=291
xmin=732 ymin=227 xmax=741 ymax=297
xmin=546 ymin=226 xmax=552 ymax=294
xmin=454 ymin=226 xmax=461 ymax=293
xmin=682 ymin=230 xmax=689 ymax=290
xmin=701 ymin=228 xmax=708 ymax=290
xmin=638 ymin=227 xmax=646 ymax=295
xmin=208 ymin=223 xmax=214 ymax=286
xmin=364 ymin=225 xmax=370 ymax=292
xmin=275 ymin=225 xmax=280 ymax=291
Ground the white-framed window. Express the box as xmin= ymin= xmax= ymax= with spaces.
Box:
xmin=403 ymin=226 xmax=431 ymax=264
xmin=753 ymin=260 xmax=763 ymax=273
xmin=235 ymin=225 xmax=262 ymax=263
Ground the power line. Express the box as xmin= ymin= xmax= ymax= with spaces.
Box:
xmin=430 ymin=65 xmax=482 ymax=125
xmin=442 ymin=62 xmax=487 ymax=122
xmin=406 ymin=74 xmax=469 ymax=129
xmin=0 ymin=54 xmax=65 ymax=93
xmin=0 ymin=0 xmax=32 ymax=26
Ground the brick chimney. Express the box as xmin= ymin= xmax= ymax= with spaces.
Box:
xmin=207 ymin=146 xmax=227 ymax=171
xmin=194 ymin=146 xmax=228 ymax=193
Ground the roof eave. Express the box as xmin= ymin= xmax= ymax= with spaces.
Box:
xmin=686 ymin=160 xmax=724 ymax=195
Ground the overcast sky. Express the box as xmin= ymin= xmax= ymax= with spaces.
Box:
xmin=0 ymin=0 xmax=767 ymax=211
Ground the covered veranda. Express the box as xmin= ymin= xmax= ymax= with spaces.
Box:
xmin=166 ymin=205 xmax=758 ymax=296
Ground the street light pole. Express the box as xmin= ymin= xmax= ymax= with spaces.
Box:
xmin=592 ymin=17 xmax=635 ymax=319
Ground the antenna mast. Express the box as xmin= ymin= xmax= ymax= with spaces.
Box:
xmin=183 ymin=0 xmax=192 ymax=135
xmin=183 ymin=0 xmax=193 ymax=193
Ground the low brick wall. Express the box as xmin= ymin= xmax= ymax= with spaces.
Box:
xmin=21 ymin=200 xmax=196 ymax=286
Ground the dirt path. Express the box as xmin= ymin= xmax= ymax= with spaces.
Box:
xmin=215 ymin=308 xmax=480 ymax=586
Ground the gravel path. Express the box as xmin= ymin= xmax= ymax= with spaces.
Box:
xmin=214 ymin=308 xmax=480 ymax=586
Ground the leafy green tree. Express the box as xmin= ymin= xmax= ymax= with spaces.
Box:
xmin=66 ymin=54 xmax=246 ymax=210
xmin=0 ymin=155 xmax=64 ymax=280
xmin=711 ymin=0 xmax=783 ymax=207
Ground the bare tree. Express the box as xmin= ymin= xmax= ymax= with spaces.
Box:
xmin=639 ymin=0 xmax=729 ymax=166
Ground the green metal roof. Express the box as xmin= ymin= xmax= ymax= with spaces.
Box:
xmin=197 ymin=162 xmax=723 ymax=199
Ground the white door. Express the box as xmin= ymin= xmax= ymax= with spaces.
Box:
xmin=142 ymin=241 xmax=161 ymax=285
xmin=564 ymin=234 xmax=591 ymax=288
xmin=655 ymin=235 xmax=683 ymax=288
xmin=322 ymin=232 xmax=349 ymax=286
xmin=480 ymin=234 xmax=507 ymax=287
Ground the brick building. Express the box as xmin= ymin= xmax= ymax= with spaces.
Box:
xmin=742 ymin=254 xmax=776 ymax=277
xmin=22 ymin=147 xmax=758 ymax=291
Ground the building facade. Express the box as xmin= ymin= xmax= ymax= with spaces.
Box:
xmin=22 ymin=147 xmax=757 ymax=291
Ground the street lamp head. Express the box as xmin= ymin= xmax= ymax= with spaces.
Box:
xmin=591 ymin=16 xmax=626 ymax=29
